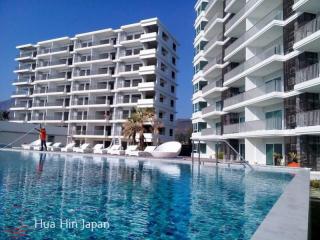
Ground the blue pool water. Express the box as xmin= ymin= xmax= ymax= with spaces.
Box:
xmin=0 ymin=150 xmax=293 ymax=239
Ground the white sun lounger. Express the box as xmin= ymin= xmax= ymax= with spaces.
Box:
xmin=21 ymin=140 xmax=41 ymax=150
xmin=128 ymin=146 xmax=156 ymax=157
xmin=33 ymin=142 xmax=53 ymax=151
xmin=74 ymin=143 xmax=92 ymax=153
xmin=92 ymin=144 xmax=104 ymax=154
xmin=47 ymin=142 xmax=63 ymax=152
xmin=61 ymin=143 xmax=76 ymax=152
xmin=151 ymin=141 xmax=182 ymax=158
xmin=107 ymin=144 xmax=124 ymax=155
xmin=125 ymin=145 xmax=138 ymax=155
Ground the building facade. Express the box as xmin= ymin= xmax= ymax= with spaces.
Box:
xmin=192 ymin=0 xmax=320 ymax=170
xmin=10 ymin=18 xmax=178 ymax=147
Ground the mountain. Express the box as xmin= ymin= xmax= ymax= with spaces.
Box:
xmin=0 ymin=99 xmax=13 ymax=111
xmin=175 ymin=118 xmax=192 ymax=134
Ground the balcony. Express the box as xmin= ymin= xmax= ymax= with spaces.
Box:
xmin=137 ymin=98 xmax=154 ymax=108
xmin=11 ymin=90 xmax=30 ymax=97
xmin=35 ymin=73 xmax=68 ymax=83
xmin=33 ymin=87 xmax=67 ymax=96
xmin=201 ymin=104 xmax=224 ymax=119
xmin=203 ymin=32 xmax=224 ymax=56
xmin=10 ymin=102 xmax=29 ymax=110
xmin=139 ymin=65 xmax=157 ymax=75
xmin=293 ymin=0 xmax=320 ymax=14
xmin=73 ymin=68 xmax=113 ymax=79
xmin=224 ymin=80 xmax=283 ymax=110
xmin=16 ymin=50 xmax=36 ymax=60
xmin=294 ymin=63 xmax=320 ymax=92
xmin=72 ymin=129 xmax=110 ymax=137
xmin=72 ymin=84 xmax=111 ymax=93
xmin=204 ymin=11 xmax=224 ymax=38
xmin=202 ymin=54 xmax=223 ymax=78
xmin=138 ymin=82 xmax=156 ymax=91
xmin=140 ymin=32 xmax=158 ymax=43
xmin=224 ymin=117 xmax=283 ymax=135
xmin=69 ymin=114 xmax=111 ymax=122
xmin=38 ymin=46 xmax=69 ymax=56
xmin=201 ymin=127 xmax=222 ymax=137
xmin=13 ymin=76 xmax=34 ymax=85
xmin=71 ymin=99 xmax=112 ymax=107
xmin=139 ymin=49 xmax=157 ymax=59
xmin=225 ymin=0 xmax=245 ymax=13
xmin=296 ymin=109 xmax=320 ymax=128
xmin=15 ymin=64 xmax=35 ymax=72
xmin=32 ymin=101 xmax=67 ymax=109
xmin=294 ymin=15 xmax=320 ymax=52
xmin=225 ymin=8 xmax=283 ymax=61
xmin=75 ymin=39 xmax=115 ymax=51
xmin=202 ymin=79 xmax=225 ymax=98
xmin=31 ymin=115 xmax=66 ymax=123
xmin=224 ymin=44 xmax=283 ymax=85
xmin=11 ymin=115 xmax=29 ymax=122
xmin=36 ymin=59 xmax=69 ymax=70
xmin=74 ymin=53 xmax=115 ymax=65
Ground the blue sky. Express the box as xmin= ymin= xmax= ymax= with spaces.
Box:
xmin=0 ymin=0 xmax=195 ymax=118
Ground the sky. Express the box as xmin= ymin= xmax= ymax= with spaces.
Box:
xmin=0 ymin=0 xmax=195 ymax=118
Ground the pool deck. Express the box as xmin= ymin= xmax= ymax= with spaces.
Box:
xmin=0 ymin=148 xmax=311 ymax=240
xmin=252 ymin=167 xmax=310 ymax=240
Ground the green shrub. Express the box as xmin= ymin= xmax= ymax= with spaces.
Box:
xmin=310 ymin=180 xmax=320 ymax=188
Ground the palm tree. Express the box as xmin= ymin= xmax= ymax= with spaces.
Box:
xmin=122 ymin=108 xmax=162 ymax=149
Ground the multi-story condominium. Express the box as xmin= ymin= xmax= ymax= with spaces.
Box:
xmin=192 ymin=0 xmax=320 ymax=170
xmin=10 ymin=18 xmax=178 ymax=147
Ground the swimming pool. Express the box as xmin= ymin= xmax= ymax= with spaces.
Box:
xmin=0 ymin=150 xmax=293 ymax=239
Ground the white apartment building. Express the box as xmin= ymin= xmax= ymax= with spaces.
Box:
xmin=10 ymin=18 xmax=178 ymax=147
xmin=192 ymin=0 xmax=320 ymax=170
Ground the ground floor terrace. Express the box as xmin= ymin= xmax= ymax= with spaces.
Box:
xmin=192 ymin=135 xmax=320 ymax=171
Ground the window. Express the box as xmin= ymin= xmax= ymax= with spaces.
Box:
xmin=159 ymin=112 xmax=163 ymax=119
xmin=161 ymin=47 xmax=168 ymax=57
xmin=161 ymin=63 xmax=167 ymax=72
xmin=162 ymin=32 xmax=169 ymax=41
xmin=159 ymin=127 xmax=165 ymax=135
xmin=170 ymin=100 xmax=174 ymax=107
xmin=132 ymin=79 xmax=142 ymax=87
xmin=172 ymin=57 xmax=176 ymax=65
xmin=133 ymin=64 xmax=142 ymax=71
xmin=172 ymin=71 xmax=176 ymax=79
xmin=125 ymin=65 xmax=131 ymax=72
xmin=173 ymin=43 xmax=177 ymax=51
xmin=160 ymin=79 xmax=166 ymax=87
xmin=170 ymin=114 xmax=174 ymax=121
xmin=171 ymin=85 xmax=175 ymax=93
xmin=169 ymin=129 xmax=173 ymax=136
xmin=160 ymin=94 xmax=164 ymax=103
xmin=125 ymin=49 xmax=132 ymax=56
xmin=126 ymin=35 xmax=133 ymax=41
xmin=133 ymin=48 xmax=142 ymax=55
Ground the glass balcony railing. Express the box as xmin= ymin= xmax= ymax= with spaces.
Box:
xmin=201 ymin=103 xmax=223 ymax=114
xmin=225 ymin=0 xmax=258 ymax=31
xmin=201 ymin=127 xmax=222 ymax=136
xmin=225 ymin=44 xmax=283 ymax=82
xmin=296 ymin=63 xmax=320 ymax=84
xmin=295 ymin=15 xmax=320 ymax=43
xmin=224 ymin=79 xmax=282 ymax=108
xmin=225 ymin=8 xmax=283 ymax=57
xmin=202 ymin=79 xmax=223 ymax=94
xmin=224 ymin=117 xmax=283 ymax=134
xmin=38 ymin=46 xmax=69 ymax=55
xmin=202 ymin=54 xmax=223 ymax=72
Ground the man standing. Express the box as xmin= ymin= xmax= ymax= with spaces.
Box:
xmin=34 ymin=126 xmax=47 ymax=151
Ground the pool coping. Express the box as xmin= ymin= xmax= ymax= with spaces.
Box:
xmin=0 ymin=148 xmax=311 ymax=239
xmin=251 ymin=167 xmax=310 ymax=240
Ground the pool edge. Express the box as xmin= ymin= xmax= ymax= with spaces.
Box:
xmin=251 ymin=168 xmax=310 ymax=240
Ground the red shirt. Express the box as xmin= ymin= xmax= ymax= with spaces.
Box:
xmin=40 ymin=129 xmax=46 ymax=141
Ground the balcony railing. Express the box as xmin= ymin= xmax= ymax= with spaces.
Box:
xmin=38 ymin=46 xmax=69 ymax=55
xmin=295 ymin=15 xmax=320 ymax=43
xmin=296 ymin=63 xmax=320 ymax=84
xmin=202 ymin=79 xmax=223 ymax=94
xmin=11 ymin=102 xmax=29 ymax=108
xmin=201 ymin=103 xmax=223 ymax=114
xmin=225 ymin=8 xmax=283 ymax=56
xmin=74 ymin=53 xmax=115 ymax=63
xmin=224 ymin=79 xmax=282 ymax=108
xmin=201 ymin=127 xmax=222 ymax=136
xmin=13 ymin=76 xmax=34 ymax=83
xmin=33 ymin=87 xmax=66 ymax=94
xmin=224 ymin=117 xmax=283 ymax=134
xmin=16 ymin=64 xmax=35 ymax=71
xmin=202 ymin=54 xmax=223 ymax=72
xmin=36 ymin=59 xmax=68 ymax=68
xmin=203 ymin=32 xmax=224 ymax=52
xmin=225 ymin=0 xmax=258 ymax=31
xmin=225 ymin=44 xmax=283 ymax=81
xmin=75 ymin=39 xmax=116 ymax=49
xmin=72 ymin=84 xmax=110 ymax=92
xmin=72 ymin=130 xmax=109 ymax=136
xmin=12 ymin=90 xmax=29 ymax=95
xmin=16 ymin=50 xmax=36 ymax=58
xmin=70 ymin=114 xmax=111 ymax=121
xmin=72 ymin=99 xmax=112 ymax=106
xmin=73 ymin=68 xmax=112 ymax=77
xmin=204 ymin=11 xmax=224 ymax=32
xmin=35 ymin=73 xmax=68 ymax=81
xmin=31 ymin=115 xmax=66 ymax=121
xmin=33 ymin=102 xmax=66 ymax=107
xmin=296 ymin=109 xmax=320 ymax=127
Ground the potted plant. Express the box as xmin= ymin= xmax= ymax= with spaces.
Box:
xmin=273 ymin=153 xmax=283 ymax=166
xmin=287 ymin=152 xmax=300 ymax=167
xmin=216 ymin=152 xmax=224 ymax=160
